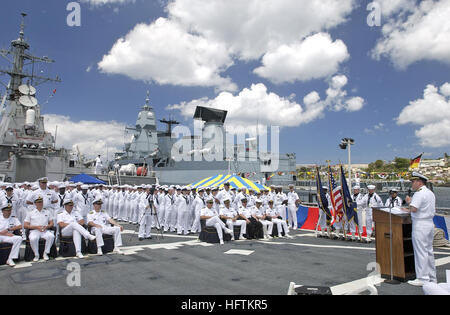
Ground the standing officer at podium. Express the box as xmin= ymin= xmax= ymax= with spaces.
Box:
xmin=402 ymin=172 xmax=437 ymax=287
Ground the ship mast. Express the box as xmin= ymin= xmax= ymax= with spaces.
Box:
xmin=0 ymin=13 xmax=61 ymax=103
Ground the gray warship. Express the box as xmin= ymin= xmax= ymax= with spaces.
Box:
xmin=0 ymin=14 xmax=96 ymax=182
xmin=112 ymin=92 xmax=297 ymax=186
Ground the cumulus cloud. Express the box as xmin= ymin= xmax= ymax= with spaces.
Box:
xmin=168 ymin=75 xmax=364 ymax=134
xmin=99 ymin=0 xmax=357 ymax=89
xmin=254 ymin=33 xmax=349 ymax=84
xmin=372 ymin=0 xmax=450 ymax=69
xmin=98 ymin=18 xmax=236 ymax=92
xmin=397 ymin=82 xmax=450 ymax=147
xmin=82 ymin=0 xmax=135 ymax=6
xmin=43 ymin=114 xmax=126 ymax=159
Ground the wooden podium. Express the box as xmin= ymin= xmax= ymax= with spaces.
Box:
xmin=373 ymin=208 xmax=416 ymax=282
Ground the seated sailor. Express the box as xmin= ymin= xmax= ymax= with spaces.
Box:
xmin=253 ymin=199 xmax=274 ymax=239
xmin=0 ymin=204 xmax=22 ymax=267
xmin=238 ymin=198 xmax=262 ymax=239
xmin=265 ymin=200 xmax=292 ymax=238
xmin=57 ymin=199 xmax=96 ymax=258
xmin=219 ymin=197 xmax=246 ymax=241
xmin=200 ymin=197 xmax=233 ymax=245
xmin=23 ymin=195 xmax=55 ymax=262
xmin=87 ymin=196 xmax=124 ymax=255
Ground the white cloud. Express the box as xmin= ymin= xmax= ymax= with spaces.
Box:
xmin=168 ymin=75 xmax=364 ymax=134
xmin=82 ymin=0 xmax=135 ymax=6
xmin=98 ymin=18 xmax=237 ymax=92
xmin=372 ymin=0 xmax=450 ymax=69
xmin=397 ymin=82 xmax=450 ymax=147
xmin=99 ymin=0 xmax=357 ymax=89
xmin=254 ymin=33 xmax=349 ymax=84
xmin=43 ymin=114 xmax=126 ymax=159
xmin=377 ymin=0 xmax=416 ymax=17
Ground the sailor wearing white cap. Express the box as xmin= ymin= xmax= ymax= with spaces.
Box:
xmin=87 ymin=197 xmax=124 ymax=255
xmin=117 ymin=186 xmax=127 ymax=222
xmin=219 ymin=197 xmax=246 ymax=240
xmin=24 ymin=195 xmax=55 ymax=262
xmin=0 ymin=204 xmax=22 ymax=266
xmin=57 ymin=199 xmax=96 ymax=258
xmin=176 ymin=187 xmax=191 ymax=235
xmin=164 ymin=187 xmax=177 ymax=232
xmin=275 ymin=186 xmax=288 ymax=222
xmin=360 ymin=184 xmax=383 ymax=243
xmin=1 ymin=184 xmax=20 ymax=221
xmin=346 ymin=185 xmax=364 ymax=241
xmin=190 ymin=188 xmax=206 ymax=233
xmin=154 ymin=186 xmax=166 ymax=229
xmin=216 ymin=182 xmax=233 ymax=206
xmin=253 ymin=199 xmax=273 ymax=239
xmin=287 ymin=184 xmax=300 ymax=230
xmin=265 ymin=200 xmax=291 ymax=238
xmin=402 ymin=172 xmax=437 ymax=287
xmin=385 ymin=189 xmax=403 ymax=208
xmin=201 ymin=198 xmax=233 ymax=245
xmin=316 ymin=186 xmax=332 ymax=238
xmin=26 ymin=177 xmax=58 ymax=220
xmin=73 ymin=184 xmax=93 ymax=223
xmin=138 ymin=188 xmax=153 ymax=241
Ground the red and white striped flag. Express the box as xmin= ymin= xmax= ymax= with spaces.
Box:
xmin=328 ymin=166 xmax=343 ymax=223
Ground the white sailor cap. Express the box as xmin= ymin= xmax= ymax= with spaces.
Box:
xmin=322 ymin=186 xmax=328 ymax=190
xmin=58 ymin=183 xmax=66 ymax=189
xmin=255 ymin=199 xmax=263 ymax=204
xmin=63 ymin=199 xmax=74 ymax=206
xmin=289 ymin=184 xmax=295 ymax=188
xmin=81 ymin=184 xmax=89 ymax=190
xmin=367 ymin=185 xmax=376 ymax=190
xmin=205 ymin=197 xmax=214 ymax=203
xmin=93 ymin=196 xmax=103 ymax=204
xmin=31 ymin=184 xmax=39 ymax=190
xmin=5 ymin=184 xmax=14 ymax=190
xmin=411 ymin=172 xmax=428 ymax=181
xmin=390 ymin=188 xmax=398 ymax=193
xmin=222 ymin=197 xmax=231 ymax=203
xmin=353 ymin=185 xmax=360 ymax=190
xmin=197 ymin=187 xmax=205 ymax=192
xmin=38 ymin=177 xmax=48 ymax=183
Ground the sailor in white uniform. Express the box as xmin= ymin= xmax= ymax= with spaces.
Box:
xmin=253 ymin=199 xmax=273 ymax=239
xmin=190 ymin=188 xmax=206 ymax=233
xmin=200 ymin=198 xmax=233 ymax=245
xmin=403 ymin=172 xmax=437 ymax=287
xmin=57 ymin=199 xmax=96 ymax=258
xmin=265 ymin=200 xmax=292 ymax=238
xmin=0 ymin=204 xmax=22 ymax=267
xmin=316 ymin=186 xmax=332 ymax=238
xmin=138 ymin=188 xmax=153 ymax=241
xmin=219 ymin=197 xmax=246 ymax=240
xmin=24 ymin=195 xmax=55 ymax=262
xmin=287 ymin=184 xmax=300 ymax=230
xmin=347 ymin=185 xmax=364 ymax=241
xmin=385 ymin=189 xmax=403 ymax=208
xmin=73 ymin=184 xmax=93 ymax=223
xmin=95 ymin=155 xmax=103 ymax=175
xmin=360 ymin=185 xmax=383 ymax=243
xmin=87 ymin=197 xmax=124 ymax=255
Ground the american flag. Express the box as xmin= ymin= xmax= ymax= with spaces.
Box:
xmin=328 ymin=166 xmax=343 ymax=223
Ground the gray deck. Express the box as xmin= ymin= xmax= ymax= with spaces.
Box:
xmin=0 ymin=225 xmax=449 ymax=295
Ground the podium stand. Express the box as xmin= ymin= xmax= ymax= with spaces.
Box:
xmin=373 ymin=208 xmax=416 ymax=282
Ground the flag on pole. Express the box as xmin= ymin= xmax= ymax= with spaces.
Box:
xmin=340 ymin=164 xmax=359 ymax=226
xmin=327 ymin=165 xmax=342 ymax=224
xmin=315 ymin=166 xmax=333 ymax=225
xmin=409 ymin=153 xmax=423 ymax=170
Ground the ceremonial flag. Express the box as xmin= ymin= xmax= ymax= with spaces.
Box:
xmin=409 ymin=154 xmax=423 ymax=170
xmin=327 ymin=165 xmax=342 ymax=224
xmin=340 ymin=165 xmax=359 ymax=226
xmin=315 ymin=166 xmax=333 ymax=225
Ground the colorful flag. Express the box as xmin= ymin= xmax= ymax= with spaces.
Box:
xmin=328 ymin=165 xmax=342 ymax=224
xmin=409 ymin=154 xmax=423 ymax=170
xmin=340 ymin=165 xmax=359 ymax=226
xmin=315 ymin=167 xmax=333 ymax=225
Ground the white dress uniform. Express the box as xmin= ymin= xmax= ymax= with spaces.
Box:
xmin=177 ymin=193 xmax=191 ymax=235
xmin=409 ymin=185 xmax=437 ymax=283
xmin=156 ymin=191 xmax=166 ymax=229
xmin=275 ymin=192 xmax=288 ymax=221
xmin=385 ymin=196 xmax=403 ymax=208
xmin=216 ymin=188 xmax=233 ymax=206
xmin=360 ymin=191 xmax=383 ymax=240
xmin=201 ymin=205 xmax=232 ymax=243
xmin=74 ymin=191 xmax=93 ymax=222
xmin=253 ymin=205 xmax=273 ymax=238
xmin=347 ymin=192 xmax=365 ymax=238
xmin=87 ymin=209 xmax=123 ymax=250
xmin=219 ymin=204 xmax=246 ymax=240
xmin=316 ymin=192 xmax=332 ymax=237
xmin=287 ymin=189 xmax=299 ymax=229
xmin=27 ymin=188 xmax=58 ymax=218
xmin=0 ymin=214 xmax=22 ymax=264
xmin=57 ymin=209 xmax=94 ymax=254
xmin=265 ymin=206 xmax=290 ymax=237
xmin=1 ymin=193 xmax=21 ymax=221
xmin=164 ymin=192 xmax=176 ymax=232
xmin=24 ymin=208 xmax=55 ymax=259
xmin=138 ymin=193 xmax=153 ymax=239
xmin=191 ymin=193 xmax=205 ymax=233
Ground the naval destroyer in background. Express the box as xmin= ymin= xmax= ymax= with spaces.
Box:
xmin=112 ymin=92 xmax=297 ymax=186
xmin=0 ymin=13 xmax=99 ymax=182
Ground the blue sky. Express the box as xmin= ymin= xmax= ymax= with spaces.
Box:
xmin=1 ymin=0 xmax=449 ymax=164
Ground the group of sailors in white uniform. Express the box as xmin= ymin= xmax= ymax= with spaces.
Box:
xmin=315 ymin=184 xmax=405 ymax=243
